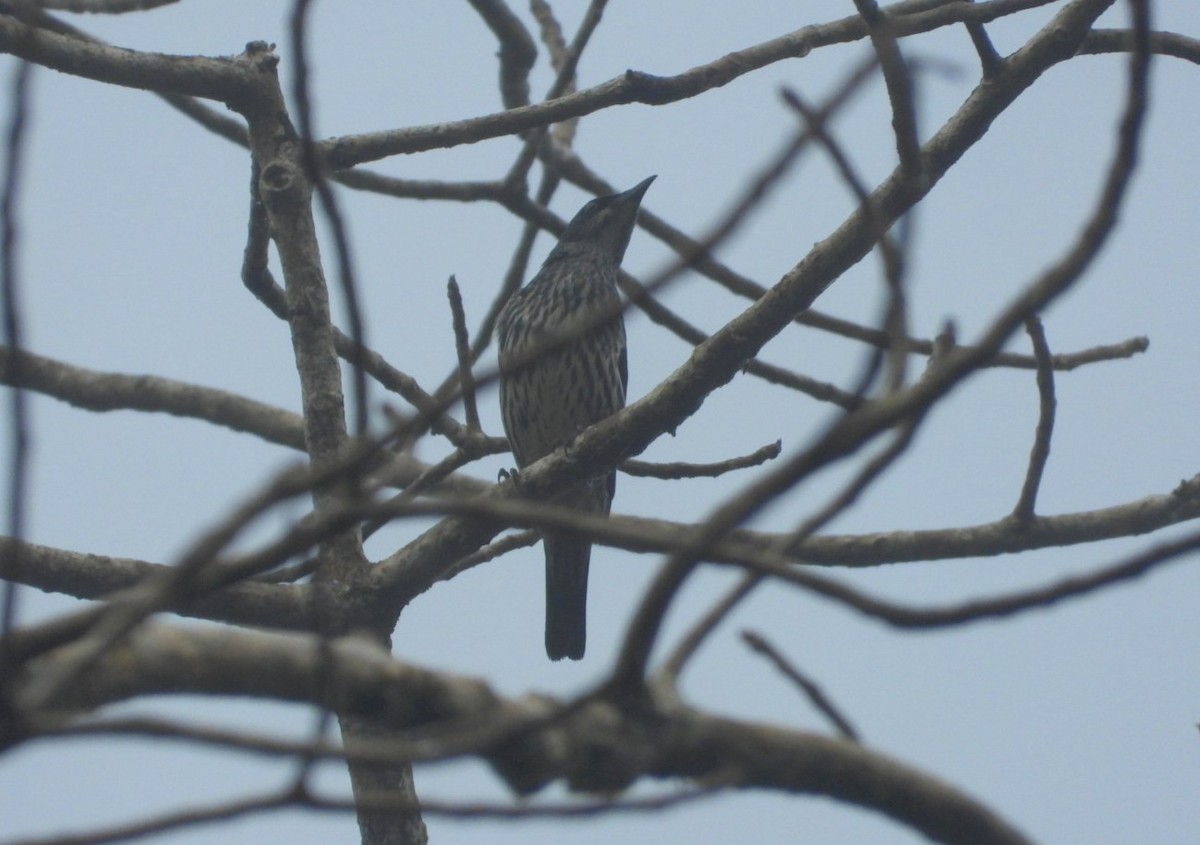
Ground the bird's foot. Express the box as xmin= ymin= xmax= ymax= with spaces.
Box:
xmin=498 ymin=466 xmax=524 ymax=491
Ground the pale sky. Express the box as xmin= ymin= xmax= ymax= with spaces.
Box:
xmin=2 ymin=3 xmax=1198 ymax=844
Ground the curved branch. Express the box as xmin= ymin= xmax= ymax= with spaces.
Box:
xmin=1082 ymin=27 xmax=1200 ymax=63
xmin=8 ymin=460 xmax=1195 ymax=640
xmin=368 ymin=471 xmax=1200 ymax=585
xmin=0 ymin=345 xmax=306 ymax=449
xmin=0 ymin=15 xmax=266 ymax=104
xmin=0 ymin=345 xmax=492 ymax=497
xmin=19 ymin=623 xmax=1036 ymax=845
xmin=0 ymin=537 xmax=313 ymax=634
xmin=466 ymin=0 xmax=536 ymax=109
xmin=320 ymin=0 xmax=1059 ymax=168
xmin=610 ymin=0 xmax=1132 ymax=685
xmin=622 ymin=440 xmax=782 ymax=479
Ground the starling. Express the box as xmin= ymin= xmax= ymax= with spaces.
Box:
xmin=498 ymin=176 xmax=654 ymax=661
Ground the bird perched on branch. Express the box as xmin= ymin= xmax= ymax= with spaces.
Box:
xmin=498 ymin=176 xmax=654 ymax=661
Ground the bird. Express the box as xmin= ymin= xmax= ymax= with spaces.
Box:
xmin=497 ymin=176 xmax=654 ymax=661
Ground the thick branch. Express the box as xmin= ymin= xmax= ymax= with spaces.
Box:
xmin=0 ymin=16 xmax=263 ymax=104
xmin=17 ymin=623 xmax=1036 ymax=845
xmin=0 ymin=537 xmax=312 ymax=632
xmin=0 ymin=345 xmax=305 ymax=448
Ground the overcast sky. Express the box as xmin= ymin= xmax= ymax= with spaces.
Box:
xmin=2 ymin=2 xmax=1198 ymax=844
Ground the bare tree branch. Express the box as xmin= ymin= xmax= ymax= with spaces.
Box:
xmin=14 ymin=623 xmax=1038 ymax=845
xmin=446 ymin=276 xmax=480 ymax=431
xmin=622 ymin=440 xmax=781 ymax=479
xmin=0 ymin=47 xmax=33 ymax=649
xmin=741 ymin=630 xmax=861 ymax=742
xmin=466 ymin=0 xmax=536 ymax=109
xmin=320 ymin=0 xmax=1060 ymax=167
xmin=611 ymin=0 xmax=1132 ymax=689
xmin=1012 ymin=316 xmax=1056 ymax=521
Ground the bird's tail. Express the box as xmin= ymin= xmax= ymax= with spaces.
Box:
xmin=544 ymin=533 xmax=590 ymax=661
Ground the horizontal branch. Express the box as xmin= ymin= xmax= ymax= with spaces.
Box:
xmin=0 ymin=15 xmax=267 ymax=104
xmin=0 ymin=536 xmax=313 ymax=632
xmin=320 ymin=0 xmax=1057 ymax=168
xmin=17 ymin=623 xmax=1035 ymax=845
xmin=1082 ymin=27 xmax=1200 ymax=64
xmin=622 ymin=440 xmax=781 ymax=479
xmin=0 ymin=345 xmax=305 ymax=448
xmin=9 ymin=464 xmax=1194 ymax=641
xmin=0 ymin=344 xmax=491 ymax=500
xmin=370 ymin=472 xmax=1200 ymax=587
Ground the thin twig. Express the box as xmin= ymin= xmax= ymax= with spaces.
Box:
xmin=447 ymin=276 xmax=480 ymax=431
xmin=964 ymin=0 xmax=1006 ymax=77
xmin=659 ymin=572 xmax=763 ymax=682
xmin=1012 ymin=315 xmax=1056 ymax=522
xmin=465 ymin=0 xmax=536 ymax=109
xmin=362 ymin=448 xmax=480 ymax=541
xmin=852 ymin=0 xmax=922 ymax=175
xmin=440 ymin=530 xmax=539 ymax=581
xmin=622 ymin=440 xmax=781 ymax=479
xmin=782 ymin=84 xmax=911 ymax=395
xmin=240 ymin=160 xmax=288 ymax=318
xmin=742 ymin=630 xmax=861 ymax=742
xmin=781 ymin=424 xmax=919 ymax=553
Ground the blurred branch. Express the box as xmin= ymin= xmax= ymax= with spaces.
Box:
xmin=466 ymin=0 xmax=536 ymax=109
xmin=0 ymin=48 xmax=33 ymax=650
xmin=1081 ymin=27 xmax=1200 ymax=63
xmin=852 ymin=0 xmax=922 ymax=175
xmin=659 ymin=572 xmax=762 ymax=682
xmin=609 ymin=0 xmax=1145 ymax=689
xmin=504 ymin=0 xmax=608 ymax=188
xmin=781 ymin=84 xmax=910 ymax=394
xmin=38 ymin=0 xmax=179 ymax=10
xmin=14 ymin=622 xmax=1038 ymax=845
xmin=288 ymin=0 xmax=371 ymax=439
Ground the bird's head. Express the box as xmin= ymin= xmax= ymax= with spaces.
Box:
xmin=553 ymin=176 xmax=655 ymax=265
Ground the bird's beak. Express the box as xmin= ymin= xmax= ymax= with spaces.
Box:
xmin=617 ymin=175 xmax=656 ymax=206
xmin=603 ymin=176 xmax=655 ymax=259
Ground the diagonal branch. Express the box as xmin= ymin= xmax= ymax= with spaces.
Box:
xmin=610 ymin=0 xmax=1132 ymax=687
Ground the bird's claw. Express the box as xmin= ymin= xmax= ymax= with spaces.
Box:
xmin=498 ymin=466 xmax=524 ymax=490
